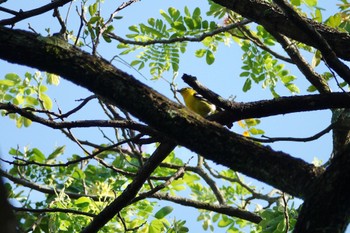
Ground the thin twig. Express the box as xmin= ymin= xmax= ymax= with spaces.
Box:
xmin=12 ymin=206 xmax=96 ymax=217
xmin=248 ymin=122 xmax=335 ymax=143
xmin=107 ymin=19 xmax=252 ymax=46
xmin=0 ymin=0 xmax=73 ymax=25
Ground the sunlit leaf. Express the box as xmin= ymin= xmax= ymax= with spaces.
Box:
xmin=154 ymin=206 xmax=174 ymax=219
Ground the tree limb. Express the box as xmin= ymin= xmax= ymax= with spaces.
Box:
xmin=212 ymin=0 xmax=350 ymax=61
xmin=0 ymin=0 xmax=73 ymax=26
xmin=272 ymin=0 xmax=350 ymax=84
xmin=81 ymin=142 xmax=176 ymax=233
xmin=294 ymin=145 xmax=350 ymax=233
xmin=0 ymin=27 xmax=323 ymax=199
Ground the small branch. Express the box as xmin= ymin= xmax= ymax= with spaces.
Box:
xmin=270 ymin=32 xmax=331 ymax=94
xmin=12 ymin=206 xmax=96 ymax=218
xmin=133 ymin=166 xmax=185 ymax=202
xmin=107 ymin=19 xmax=252 ymax=46
xmin=2 ymin=136 xmax=143 ymax=168
xmin=0 ymin=102 xmax=160 ymax=137
xmin=150 ymin=193 xmax=262 ymax=224
xmin=0 ymin=6 xmax=18 ymax=15
xmin=203 ymin=161 xmax=279 ymax=206
xmin=282 ymin=193 xmax=290 ymax=233
xmin=195 ymin=158 xmax=226 ymax=205
xmin=0 ymin=168 xmax=100 ymax=201
xmin=0 ymin=0 xmax=73 ymax=26
xmin=249 ymin=122 xmax=334 ymax=143
xmin=53 ymin=7 xmax=67 ymax=35
xmin=227 ymin=17 xmax=293 ymax=63
xmin=59 ymin=95 xmax=97 ymax=118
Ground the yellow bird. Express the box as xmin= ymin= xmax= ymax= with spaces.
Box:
xmin=177 ymin=87 xmax=216 ymax=117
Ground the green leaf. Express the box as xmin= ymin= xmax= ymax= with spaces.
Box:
xmin=5 ymin=73 xmax=21 ymax=83
xmin=307 ymin=85 xmax=317 ymax=92
xmin=184 ymin=17 xmax=194 ymax=29
xmin=23 ymin=117 xmax=32 ymax=127
xmin=154 ymin=206 xmax=174 ymax=219
xmin=149 ymin=219 xmax=165 ymax=233
xmin=249 ymin=127 xmax=265 ymax=135
xmin=172 ymin=21 xmax=186 ymax=31
xmin=168 ymin=7 xmax=180 ymax=21
xmin=39 ymin=85 xmax=48 ymax=93
xmin=0 ymin=79 xmax=15 ymax=86
xmin=24 ymin=96 xmax=37 ymax=106
xmin=286 ymin=83 xmax=300 ymax=93
xmin=281 ymin=75 xmax=295 ymax=84
xmin=195 ymin=49 xmax=206 ymax=58
xmin=206 ymin=50 xmax=215 ymax=65
xmin=29 ymin=148 xmax=46 ymax=163
xmin=218 ymin=216 xmax=233 ymax=227
xmin=89 ymin=16 xmax=100 ymax=25
xmin=88 ymin=3 xmax=98 ymax=16
xmin=243 ymin=78 xmax=252 ymax=92
xmin=290 ymin=0 xmax=301 ymax=6
xmin=240 ymin=71 xmax=250 ymax=77
xmin=46 ymin=73 xmax=60 ymax=86
xmin=304 ymin=0 xmax=317 ymax=7
xmin=13 ymin=95 xmax=24 ymax=105
xmin=47 ymin=146 xmax=65 ymax=161
xmin=128 ymin=25 xmax=140 ymax=33
xmin=40 ymin=93 xmax=53 ymax=110
xmin=184 ymin=6 xmax=191 ymax=17
xmin=314 ymin=8 xmax=322 ymax=22
xmin=72 ymin=168 xmax=86 ymax=179
xmin=193 ymin=7 xmax=201 ymax=19
xmin=311 ymin=50 xmax=322 ymax=68
xmin=212 ymin=213 xmax=221 ymax=223
xmin=160 ymin=9 xmax=173 ymax=24
xmin=75 ymin=197 xmax=92 ymax=208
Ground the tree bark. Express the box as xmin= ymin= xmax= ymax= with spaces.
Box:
xmin=212 ymin=0 xmax=350 ymax=61
xmin=294 ymin=145 xmax=350 ymax=233
xmin=0 ymin=26 xmax=323 ymax=198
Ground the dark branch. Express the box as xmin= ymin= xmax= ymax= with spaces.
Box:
xmin=12 ymin=206 xmax=96 ymax=218
xmin=150 ymin=193 xmax=262 ymax=224
xmin=212 ymin=0 xmax=350 ymax=61
xmin=0 ymin=27 xmax=324 ymax=199
xmin=270 ymin=32 xmax=331 ymax=94
xmin=107 ymin=19 xmax=252 ymax=46
xmin=182 ymin=74 xmax=350 ymax=124
xmin=0 ymin=0 xmax=73 ymax=26
xmin=272 ymin=0 xmax=350 ymax=85
xmin=0 ymin=102 xmax=160 ymax=137
xmin=81 ymin=142 xmax=176 ymax=233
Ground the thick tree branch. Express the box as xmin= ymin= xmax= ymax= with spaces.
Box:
xmin=294 ymin=145 xmax=350 ymax=233
xmin=272 ymin=0 xmax=350 ymax=84
xmin=0 ymin=27 xmax=323 ymax=199
xmin=270 ymin=32 xmax=331 ymax=94
xmin=183 ymin=74 xmax=350 ymax=125
xmin=0 ymin=175 xmax=17 ymax=233
xmin=212 ymin=0 xmax=350 ymax=61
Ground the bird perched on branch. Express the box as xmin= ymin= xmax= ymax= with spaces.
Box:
xmin=177 ymin=87 xmax=216 ymax=117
